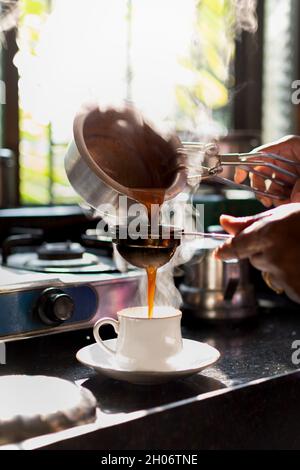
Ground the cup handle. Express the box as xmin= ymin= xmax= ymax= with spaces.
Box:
xmin=93 ymin=318 xmax=119 ymax=357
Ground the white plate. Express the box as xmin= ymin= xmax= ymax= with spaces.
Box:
xmin=76 ymin=338 xmax=220 ymax=385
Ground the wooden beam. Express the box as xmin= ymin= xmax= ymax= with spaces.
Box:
xmin=2 ymin=25 xmax=19 ymax=206
xmin=233 ymin=0 xmax=265 ymax=134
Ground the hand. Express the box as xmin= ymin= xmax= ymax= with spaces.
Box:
xmin=215 ymin=204 xmax=300 ymax=303
xmin=235 ymin=135 xmax=300 ymax=208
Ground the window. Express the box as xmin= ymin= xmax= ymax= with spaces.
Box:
xmin=15 ymin=0 xmax=246 ymax=205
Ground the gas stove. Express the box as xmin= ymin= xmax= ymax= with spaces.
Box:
xmin=0 ymin=231 xmax=142 ymax=342
xmin=4 ymin=239 xmax=116 ymax=274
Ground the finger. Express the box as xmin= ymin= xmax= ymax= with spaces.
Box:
xmin=214 ymin=238 xmax=239 ymax=261
xmin=215 ymin=233 xmax=260 ymax=261
xmin=219 ymin=214 xmax=250 ymax=235
xmin=250 ymin=172 xmax=273 ymax=207
xmin=234 ymin=167 xmax=272 ymax=207
xmin=267 ymin=179 xmax=291 ymax=207
xmin=216 ymin=219 xmax=272 ymax=261
xmin=249 ymin=166 xmax=293 ymax=207
xmin=234 ymin=165 xmax=281 ymax=207
xmin=251 ymin=164 xmax=294 ymax=191
xmin=219 ymin=211 xmax=272 ymax=236
xmin=220 ymin=215 xmax=254 ymax=235
xmin=234 ymin=168 xmax=248 ymax=184
xmin=266 ymin=179 xmax=291 ymax=207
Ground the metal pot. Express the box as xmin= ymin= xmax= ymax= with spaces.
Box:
xmin=179 ymin=237 xmax=257 ymax=321
xmin=64 ymin=103 xmax=186 ymax=224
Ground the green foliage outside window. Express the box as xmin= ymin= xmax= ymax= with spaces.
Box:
xmin=18 ymin=0 xmax=236 ymax=205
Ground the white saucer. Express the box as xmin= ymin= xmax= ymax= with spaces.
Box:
xmin=76 ymin=339 xmax=220 ymax=385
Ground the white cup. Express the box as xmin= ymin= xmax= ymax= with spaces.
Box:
xmin=93 ymin=306 xmax=183 ymax=371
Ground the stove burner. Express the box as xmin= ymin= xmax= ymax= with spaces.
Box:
xmin=3 ymin=238 xmax=117 ymax=274
xmin=25 ymin=252 xmax=101 ymax=271
xmin=37 ymin=242 xmax=85 ymax=261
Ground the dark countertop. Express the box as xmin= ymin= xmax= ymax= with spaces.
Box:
xmin=1 ymin=305 xmax=300 ymax=449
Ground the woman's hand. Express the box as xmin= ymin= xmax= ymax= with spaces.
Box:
xmin=235 ymin=135 xmax=300 ymax=208
xmin=215 ymin=204 xmax=300 ymax=303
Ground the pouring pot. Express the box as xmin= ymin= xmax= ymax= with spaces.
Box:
xmin=64 ymin=103 xmax=186 ymax=223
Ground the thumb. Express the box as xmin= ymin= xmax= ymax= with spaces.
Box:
xmin=220 ymin=213 xmax=268 ymax=236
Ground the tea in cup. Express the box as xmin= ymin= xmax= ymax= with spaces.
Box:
xmin=93 ymin=306 xmax=182 ymax=371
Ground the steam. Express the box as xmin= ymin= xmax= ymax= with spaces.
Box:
xmin=0 ymin=1 xmax=18 ymax=35
xmin=234 ymin=0 xmax=258 ymax=34
xmin=136 ymin=0 xmax=259 ymax=309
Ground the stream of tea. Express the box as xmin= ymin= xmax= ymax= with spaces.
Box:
xmin=147 ymin=265 xmax=157 ymax=318
xmin=84 ymin=106 xmax=184 ymax=319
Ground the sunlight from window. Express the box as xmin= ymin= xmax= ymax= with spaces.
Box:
xmin=16 ymin=0 xmax=235 ymax=204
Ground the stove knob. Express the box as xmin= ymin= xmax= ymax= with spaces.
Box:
xmin=37 ymin=288 xmax=75 ymax=325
